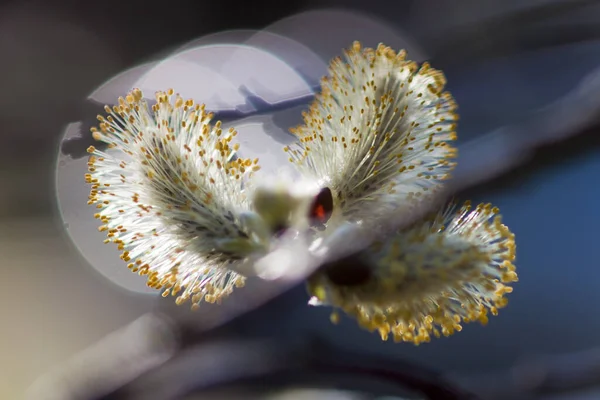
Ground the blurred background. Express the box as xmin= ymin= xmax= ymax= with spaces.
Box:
xmin=3 ymin=0 xmax=600 ymax=398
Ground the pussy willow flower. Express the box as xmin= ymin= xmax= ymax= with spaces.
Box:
xmin=85 ymin=89 xmax=316 ymax=308
xmin=307 ymin=201 xmax=517 ymax=345
xmin=286 ymin=42 xmax=517 ymax=343
xmin=82 ymin=41 xmax=518 ymax=344
xmin=285 ymin=41 xmax=458 ymax=230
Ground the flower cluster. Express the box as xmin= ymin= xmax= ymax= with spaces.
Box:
xmin=85 ymin=42 xmax=517 ymax=343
